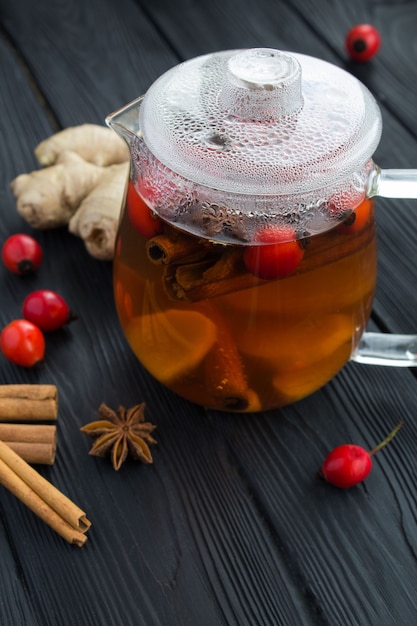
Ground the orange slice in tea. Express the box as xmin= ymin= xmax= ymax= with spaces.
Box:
xmin=271 ymin=315 xmax=354 ymax=403
xmin=125 ymin=309 xmax=217 ymax=384
xmin=240 ymin=314 xmax=353 ymax=367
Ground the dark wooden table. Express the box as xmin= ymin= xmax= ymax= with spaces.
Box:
xmin=1 ymin=1 xmax=417 ymax=624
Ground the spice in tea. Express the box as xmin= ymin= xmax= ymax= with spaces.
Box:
xmin=114 ymin=191 xmax=377 ymax=412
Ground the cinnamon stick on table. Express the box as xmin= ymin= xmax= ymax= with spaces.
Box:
xmin=0 ymin=385 xmax=58 ymax=421
xmin=0 ymin=424 xmax=57 ymax=465
xmin=0 ymin=439 xmax=91 ymax=547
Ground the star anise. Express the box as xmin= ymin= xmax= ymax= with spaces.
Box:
xmin=80 ymin=402 xmax=157 ymax=471
xmin=188 ymin=201 xmax=249 ymax=241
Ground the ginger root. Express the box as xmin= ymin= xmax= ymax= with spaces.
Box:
xmin=69 ymin=162 xmax=129 ymax=260
xmin=11 ymin=152 xmax=105 ymax=229
xmin=35 ymin=124 xmax=129 ymax=167
xmin=10 ymin=124 xmax=131 ymax=260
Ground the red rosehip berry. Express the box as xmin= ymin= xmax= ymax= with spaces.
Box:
xmin=321 ymin=421 xmax=402 ymax=488
xmin=22 ymin=290 xmax=76 ymax=332
xmin=321 ymin=444 xmax=373 ymax=488
xmin=338 ymin=198 xmax=373 ymax=235
xmin=0 ymin=319 xmax=45 ymax=368
xmin=126 ymin=181 xmax=163 ymax=239
xmin=243 ymin=226 xmax=305 ymax=280
xmin=2 ymin=234 xmax=43 ymax=275
xmin=345 ymin=24 xmax=381 ymax=62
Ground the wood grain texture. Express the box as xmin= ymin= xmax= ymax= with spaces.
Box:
xmin=1 ymin=1 xmax=417 ymax=625
xmin=1 ymin=0 xmax=178 ymax=126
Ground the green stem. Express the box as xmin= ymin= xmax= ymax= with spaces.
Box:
xmin=369 ymin=421 xmax=403 ymax=457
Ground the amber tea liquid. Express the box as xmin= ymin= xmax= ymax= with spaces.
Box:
xmin=114 ymin=185 xmax=377 ymax=412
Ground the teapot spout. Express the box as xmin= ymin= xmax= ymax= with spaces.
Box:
xmin=105 ymin=96 xmax=143 ymax=147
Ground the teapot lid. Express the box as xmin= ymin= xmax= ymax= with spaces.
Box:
xmin=139 ymin=48 xmax=382 ymax=197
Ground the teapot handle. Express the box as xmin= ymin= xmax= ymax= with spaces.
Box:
xmin=351 ymin=332 xmax=417 ymax=366
xmin=357 ymin=168 xmax=417 ymax=366
xmin=367 ymin=167 xmax=417 ymax=199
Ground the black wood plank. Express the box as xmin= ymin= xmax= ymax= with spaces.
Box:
xmin=1 ymin=1 xmax=417 ymax=625
xmin=0 ymin=27 xmax=63 ymax=626
xmin=1 ymin=0 xmax=178 ymax=126
xmin=283 ymin=0 xmax=417 ymax=139
xmin=223 ymin=363 xmax=417 ymax=624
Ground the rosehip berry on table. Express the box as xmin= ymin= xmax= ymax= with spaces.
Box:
xmin=1 ymin=233 xmax=43 ymax=275
xmin=22 ymin=290 xmax=76 ymax=332
xmin=243 ymin=226 xmax=305 ymax=280
xmin=126 ymin=181 xmax=163 ymax=239
xmin=320 ymin=421 xmax=403 ymax=488
xmin=0 ymin=319 xmax=45 ymax=368
xmin=345 ymin=24 xmax=381 ymax=62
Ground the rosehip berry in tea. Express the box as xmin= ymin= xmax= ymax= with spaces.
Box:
xmin=110 ymin=48 xmax=384 ymax=411
xmin=2 ymin=233 xmax=43 ymax=275
xmin=22 ymin=290 xmax=76 ymax=331
xmin=338 ymin=198 xmax=373 ymax=235
xmin=243 ymin=226 xmax=305 ymax=280
xmin=345 ymin=24 xmax=381 ymax=62
xmin=114 ymin=196 xmax=377 ymax=411
xmin=126 ymin=181 xmax=163 ymax=239
xmin=0 ymin=319 xmax=45 ymax=367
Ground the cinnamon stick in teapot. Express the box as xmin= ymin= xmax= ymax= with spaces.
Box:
xmin=155 ymin=242 xmax=263 ymax=302
xmin=146 ymin=230 xmax=210 ymax=266
xmin=146 ymin=215 xmax=375 ymax=302
xmin=197 ymin=302 xmax=254 ymax=411
xmin=146 ymin=225 xmax=260 ymax=301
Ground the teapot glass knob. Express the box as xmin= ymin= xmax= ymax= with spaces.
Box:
xmin=218 ymin=48 xmax=303 ymax=120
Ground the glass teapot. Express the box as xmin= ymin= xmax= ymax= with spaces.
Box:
xmin=106 ymin=48 xmax=417 ymax=412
